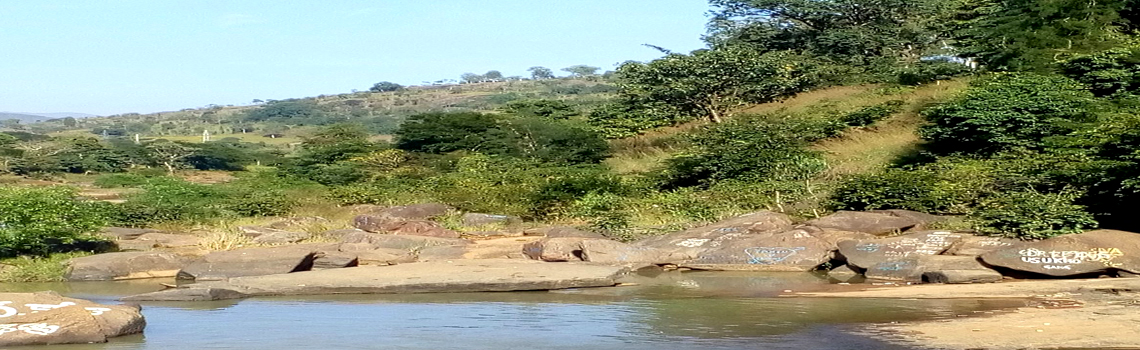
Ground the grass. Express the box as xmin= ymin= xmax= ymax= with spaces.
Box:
xmin=0 ymin=252 xmax=91 ymax=282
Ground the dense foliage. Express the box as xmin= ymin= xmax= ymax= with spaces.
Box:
xmin=0 ymin=187 xmax=108 ymax=257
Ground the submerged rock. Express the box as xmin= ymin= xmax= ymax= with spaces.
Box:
xmin=980 ymin=230 xmax=1140 ymax=277
xmin=0 ymin=292 xmax=145 ymax=346
xmin=66 ymin=252 xmax=193 ymax=281
xmin=827 ymin=265 xmax=861 ymax=282
xmin=124 ymin=259 xmax=630 ymax=301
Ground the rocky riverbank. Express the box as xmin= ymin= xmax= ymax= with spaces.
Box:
xmin=790 ymin=278 xmax=1140 ymax=349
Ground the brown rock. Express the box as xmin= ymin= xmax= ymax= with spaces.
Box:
xmin=865 ymin=255 xmax=998 ymax=283
xmin=634 ymin=211 xmax=795 ymax=256
xmin=340 ymin=231 xmax=469 ymax=250
xmin=98 ymin=227 xmax=158 ymax=240
xmin=678 ymin=228 xmax=833 ymax=271
xmin=366 ymin=203 xmax=453 ymax=220
xmin=806 ymin=211 xmax=921 ymax=235
xmin=240 ymin=226 xmax=311 ymax=244
xmin=311 ymin=251 xmax=359 ymax=270
xmin=460 ymin=213 xmax=519 ymax=227
xmin=115 ymin=233 xmax=200 ymax=251
xmin=523 ymin=237 xmax=587 ymax=262
xmin=945 ymin=235 xmax=1021 ymax=256
xmin=0 ymin=292 xmax=145 ymax=346
xmin=177 ymin=245 xmax=329 ymax=281
xmin=523 ymin=226 xmax=607 ymax=239
xmin=66 ymin=252 xmax=192 ymax=281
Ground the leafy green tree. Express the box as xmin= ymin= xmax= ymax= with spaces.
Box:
xmin=1060 ymin=45 xmax=1140 ymax=96
xmin=528 ymin=66 xmax=555 ymax=80
xmin=707 ymin=0 xmax=955 ymax=70
xmin=954 ymin=0 xmax=1134 ymax=71
xmin=369 ymin=81 xmax=405 ymax=92
xmin=920 ymin=73 xmax=1098 ymax=155
xmin=395 ymin=112 xmax=513 ymax=154
xmin=484 ymin=70 xmax=504 ymax=81
xmin=145 ymin=140 xmax=197 ymax=174
xmin=243 ymin=100 xmax=325 ymax=123
xmin=614 ymin=48 xmax=817 ymax=123
xmin=562 ymin=65 xmax=601 ymax=77
xmin=460 ymin=73 xmax=484 ymax=84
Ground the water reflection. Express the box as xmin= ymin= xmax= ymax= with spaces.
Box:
xmin=1 ymin=272 xmax=1026 ymax=350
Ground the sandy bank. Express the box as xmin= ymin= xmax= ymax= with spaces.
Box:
xmin=789 ymin=278 xmax=1140 ymax=349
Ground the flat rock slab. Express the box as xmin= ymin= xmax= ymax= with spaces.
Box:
xmin=679 ymin=227 xmax=834 ymax=271
xmin=177 ymin=244 xmax=333 ymax=281
xmin=340 ymin=231 xmax=469 ymax=250
xmin=945 ymin=235 xmax=1020 ymax=256
xmin=66 ymin=252 xmax=193 ymax=281
xmin=0 ymin=292 xmax=145 ymax=346
xmin=838 ymin=231 xmax=965 ymax=269
xmin=124 ymin=259 xmax=629 ymax=301
xmin=981 ymin=229 xmax=1140 ymax=276
xmin=864 ymin=255 xmax=998 ymax=282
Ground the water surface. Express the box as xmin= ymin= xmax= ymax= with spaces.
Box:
xmin=0 ymin=271 xmax=1024 ymax=350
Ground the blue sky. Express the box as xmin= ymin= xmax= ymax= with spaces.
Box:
xmin=0 ymin=1 xmax=711 ymax=116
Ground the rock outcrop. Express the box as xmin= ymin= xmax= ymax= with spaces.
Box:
xmin=806 ymin=211 xmax=925 ymax=236
xmin=0 ymin=292 xmax=145 ymax=346
xmin=981 ymin=230 xmax=1140 ymax=276
xmin=65 ymin=252 xmax=193 ymax=281
xmin=837 ymin=230 xmax=965 ymax=270
xmin=177 ymin=244 xmax=333 ymax=281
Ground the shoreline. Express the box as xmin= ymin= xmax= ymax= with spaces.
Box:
xmin=788 ymin=278 xmax=1140 ymax=350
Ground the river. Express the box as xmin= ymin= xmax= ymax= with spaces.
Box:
xmin=0 ymin=270 xmax=1024 ymax=350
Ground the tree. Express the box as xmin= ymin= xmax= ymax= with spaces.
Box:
xmin=483 ymin=70 xmax=504 ymax=81
xmin=562 ymin=65 xmax=601 ymax=77
xmin=0 ymin=187 xmax=108 ymax=257
xmin=146 ymin=140 xmax=196 ymax=174
xmin=954 ymin=0 xmax=1135 ymax=71
xmin=369 ymin=81 xmax=405 ymax=92
xmin=460 ymin=73 xmax=484 ymax=84
xmin=243 ymin=100 xmax=324 ymax=123
xmin=528 ymin=66 xmax=555 ymax=80
xmin=614 ymin=48 xmax=817 ymax=123
xmin=707 ymin=0 xmax=956 ymax=67
xmin=500 ymin=99 xmax=579 ymax=120
xmin=395 ymin=112 xmax=512 ymax=154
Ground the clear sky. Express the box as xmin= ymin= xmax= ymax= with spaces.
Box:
xmin=0 ymin=1 xmax=712 ymax=116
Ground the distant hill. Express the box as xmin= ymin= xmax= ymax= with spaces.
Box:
xmin=29 ymin=112 xmax=100 ymax=119
xmin=0 ymin=112 xmax=53 ymax=123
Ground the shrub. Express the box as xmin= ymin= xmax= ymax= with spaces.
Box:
xmin=0 ymin=187 xmax=109 ymax=257
xmin=93 ymin=173 xmax=153 ymax=188
xmin=840 ymin=100 xmax=905 ymax=127
xmin=830 ymin=168 xmax=951 ymax=213
xmin=1060 ymin=45 xmax=1140 ymax=97
xmin=896 ymin=60 xmax=974 ymax=86
xmin=970 ymin=190 xmax=1098 ymax=239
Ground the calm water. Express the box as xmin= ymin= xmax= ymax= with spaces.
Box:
xmin=0 ymin=271 xmax=1025 ymax=350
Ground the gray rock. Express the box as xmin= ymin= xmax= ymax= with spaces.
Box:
xmin=416 ymin=245 xmax=468 ymax=261
xmin=123 ymin=260 xmax=629 ymax=301
xmin=351 ymin=249 xmax=417 ymax=265
xmin=523 ymin=237 xmax=588 ymax=262
xmin=865 ymin=255 xmax=998 ymax=283
xmin=461 ymin=213 xmax=518 ymax=227
xmin=827 ymin=265 xmax=861 ymax=282
xmin=579 ymin=239 xmax=686 ymax=266
xmin=980 ymin=229 xmax=1140 ymax=277
xmin=837 ymin=230 xmax=965 ymax=269
xmin=340 ymin=231 xmax=469 ymax=250
xmin=267 ymin=216 xmax=331 ymax=230
xmin=634 ymin=211 xmax=794 ymax=258
xmin=678 ymin=227 xmax=834 ymax=271
xmin=353 ymin=215 xmax=460 ymax=238
xmin=367 ymin=203 xmax=454 ymax=220
xmin=807 ymin=211 xmax=922 ymax=236
xmin=868 ymin=209 xmax=949 ymax=229
xmin=99 ymin=227 xmax=159 ymax=240
xmin=66 ymin=252 xmax=192 ymax=281
xmin=240 ymin=226 xmax=312 ymax=244
xmin=0 ymin=292 xmax=145 ymax=346
xmin=311 ymin=251 xmax=359 ymax=270
xmin=177 ymin=245 xmax=330 ymax=281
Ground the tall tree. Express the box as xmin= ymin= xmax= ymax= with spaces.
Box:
xmin=561 ymin=65 xmax=601 ymax=77
xmin=483 ymin=70 xmax=504 ymax=81
xmin=369 ymin=81 xmax=405 ymax=92
xmin=528 ymin=66 xmax=555 ymax=80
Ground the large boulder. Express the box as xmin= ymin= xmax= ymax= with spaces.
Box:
xmin=837 ymin=230 xmax=966 ymax=270
xmin=980 ymin=230 xmax=1140 ymax=277
xmin=98 ymin=227 xmax=158 ymax=240
xmin=266 ymin=216 xmax=331 ymax=230
xmin=523 ymin=226 xmax=607 ymax=239
xmin=523 ymin=237 xmax=588 ymax=262
xmin=0 ymin=292 xmax=145 ymax=346
xmin=878 ymin=256 xmax=1000 ymax=283
xmin=678 ymin=228 xmax=834 ymax=271
xmin=635 ymin=211 xmax=794 ymax=254
xmin=177 ymin=244 xmax=332 ymax=281
xmin=352 ymin=215 xmax=460 ymax=238
xmin=65 ymin=252 xmax=193 ymax=281
xmin=579 ymin=239 xmax=686 ymax=266
xmin=945 ymin=235 xmax=1021 ymax=256
xmin=806 ymin=211 xmax=923 ymax=236
xmin=864 ymin=255 xmax=999 ymax=283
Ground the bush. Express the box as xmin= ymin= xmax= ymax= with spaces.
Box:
xmin=1060 ymin=45 xmax=1140 ymax=97
xmin=93 ymin=173 xmax=154 ymax=188
xmin=920 ymin=73 xmax=1098 ymax=156
xmin=970 ymin=190 xmax=1098 ymax=239
xmin=896 ymin=60 xmax=974 ymax=86
xmin=0 ymin=187 xmax=109 ymax=257
xmin=831 ymin=168 xmax=952 ymax=213
xmin=840 ymin=100 xmax=905 ymax=127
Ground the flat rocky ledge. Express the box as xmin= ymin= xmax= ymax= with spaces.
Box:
xmin=123 ymin=259 xmax=630 ymax=301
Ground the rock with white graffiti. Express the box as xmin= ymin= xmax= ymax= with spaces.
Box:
xmin=837 ymin=231 xmax=966 ymax=270
xmin=864 ymin=255 xmax=1000 ymax=282
xmin=678 ymin=227 xmax=834 ymax=271
xmin=633 ymin=211 xmax=794 ymax=257
xmin=944 ymin=235 xmax=1021 ymax=256
xmin=0 ymin=292 xmax=145 ymax=346
xmin=980 ymin=230 xmax=1140 ymax=276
